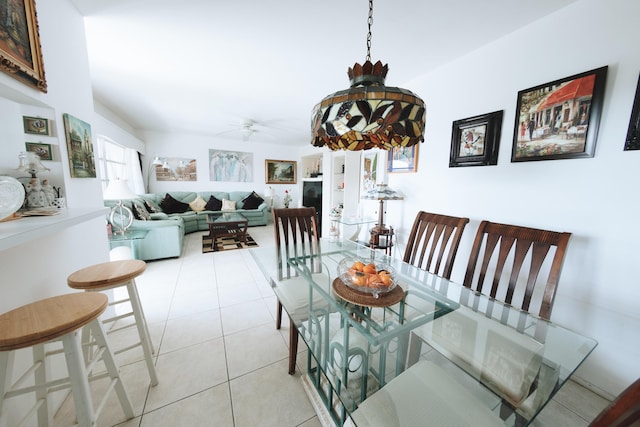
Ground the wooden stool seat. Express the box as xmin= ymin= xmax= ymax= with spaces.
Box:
xmin=67 ymin=259 xmax=158 ymax=386
xmin=67 ymin=259 xmax=146 ymax=291
xmin=0 ymin=293 xmax=107 ymax=352
xmin=0 ymin=293 xmax=134 ymax=426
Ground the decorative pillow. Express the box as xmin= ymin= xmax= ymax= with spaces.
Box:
xmin=221 ymin=199 xmax=236 ymax=211
xmin=241 ymin=191 xmax=264 ymax=210
xmin=143 ymin=199 xmax=161 ymax=213
xmin=204 ymin=195 xmax=222 ymax=211
xmin=132 ymin=203 xmax=151 ymax=221
xmin=189 ymin=196 xmax=207 ymax=213
xmin=159 ymin=193 xmax=189 ymax=214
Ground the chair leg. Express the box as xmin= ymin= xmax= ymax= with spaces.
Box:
xmin=289 ymin=318 xmax=298 ymax=375
xmin=33 ymin=344 xmax=51 ymax=426
xmin=0 ymin=351 xmax=14 ymax=427
xmin=126 ymin=281 xmax=159 ymax=386
xmin=276 ymin=300 xmax=283 ymax=330
xmin=88 ymin=319 xmax=135 ymax=420
xmin=62 ymin=330 xmax=96 ymax=427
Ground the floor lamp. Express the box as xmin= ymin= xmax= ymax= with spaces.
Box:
xmin=361 ymin=183 xmax=404 ymax=247
xmin=146 ymin=156 xmax=162 ymax=193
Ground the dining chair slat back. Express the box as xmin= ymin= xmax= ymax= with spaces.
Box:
xmin=403 ymin=211 xmax=470 ymax=280
xmin=272 ymin=207 xmax=321 ymax=375
xmin=463 ymin=220 xmax=571 ymax=320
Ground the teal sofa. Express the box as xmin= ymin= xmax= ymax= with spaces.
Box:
xmin=105 ymin=191 xmax=269 ymax=261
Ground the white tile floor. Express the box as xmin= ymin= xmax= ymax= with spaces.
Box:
xmin=53 ymin=224 xmax=610 ymax=427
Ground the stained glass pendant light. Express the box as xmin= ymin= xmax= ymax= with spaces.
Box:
xmin=311 ymin=0 xmax=426 ymax=151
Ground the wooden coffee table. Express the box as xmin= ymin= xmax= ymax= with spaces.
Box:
xmin=205 ymin=212 xmax=249 ymax=251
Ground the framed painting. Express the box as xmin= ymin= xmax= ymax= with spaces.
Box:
xmin=63 ymin=113 xmax=96 ymax=178
xmin=155 ymin=157 xmax=197 ymax=181
xmin=361 ymin=149 xmax=385 ymax=194
xmin=23 ymin=116 xmax=49 ymax=135
xmin=623 ymin=73 xmax=640 ymax=151
xmin=209 ymin=149 xmax=253 ymax=182
xmin=0 ymin=0 xmax=47 ymax=92
xmin=265 ymin=159 xmax=297 ymax=184
xmin=512 ymin=66 xmax=608 ymax=162
xmin=25 ymin=142 xmax=52 ymax=160
xmin=387 ymin=144 xmax=419 ymax=173
xmin=450 ymin=110 xmax=503 ymax=167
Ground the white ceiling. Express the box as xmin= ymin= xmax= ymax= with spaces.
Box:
xmin=70 ymin=0 xmax=578 ymax=147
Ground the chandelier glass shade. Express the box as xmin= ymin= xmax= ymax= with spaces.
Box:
xmin=311 ymin=61 xmax=426 ymax=151
xmin=311 ymin=0 xmax=426 ymax=151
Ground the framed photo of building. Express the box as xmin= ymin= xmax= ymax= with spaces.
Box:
xmin=450 ymin=110 xmax=503 ymax=167
xmin=387 ymin=145 xmax=419 ymax=173
xmin=0 ymin=0 xmax=47 ymax=92
xmin=63 ymin=113 xmax=96 ymax=178
xmin=512 ymin=66 xmax=608 ymax=162
xmin=265 ymin=159 xmax=296 ymax=184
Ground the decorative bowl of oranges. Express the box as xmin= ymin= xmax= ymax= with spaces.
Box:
xmin=337 ymin=257 xmax=397 ymax=298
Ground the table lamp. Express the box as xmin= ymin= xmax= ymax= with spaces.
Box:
xmin=361 ymin=183 xmax=404 ymax=247
xmin=103 ymin=179 xmax=137 ymax=234
xmin=16 ymin=151 xmax=49 ymax=178
xmin=264 ymin=186 xmax=275 ymax=208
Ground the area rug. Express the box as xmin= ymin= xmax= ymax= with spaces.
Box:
xmin=202 ymin=233 xmax=258 ymax=253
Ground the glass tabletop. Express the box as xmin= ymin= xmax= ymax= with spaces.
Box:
xmin=206 ymin=212 xmax=247 ymax=224
xmin=249 ymin=239 xmax=597 ymax=426
xmin=334 ymin=216 xmax=378 ymax=226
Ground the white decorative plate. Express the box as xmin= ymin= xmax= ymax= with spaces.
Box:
xmin=0 ymin=176 xmax=25 ymax=220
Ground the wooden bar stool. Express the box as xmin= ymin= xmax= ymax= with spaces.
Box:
xmin=67 ymin=260 xmax=158 ymax=386
xmin=0 ymin=292 xmax=134 ymax=427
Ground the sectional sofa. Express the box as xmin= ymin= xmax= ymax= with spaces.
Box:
xmin=105 ymin=191 xmax=269 ymax=261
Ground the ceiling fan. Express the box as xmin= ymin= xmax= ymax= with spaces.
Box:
xmin=213 ymin=119 xmax=278 ymax=141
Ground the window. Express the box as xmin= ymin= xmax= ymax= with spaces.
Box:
xmin=96 ymin=136 xmax=144 ymax=194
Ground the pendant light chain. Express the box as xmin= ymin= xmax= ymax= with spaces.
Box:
xmin=366 ymin=0 xmax=373 ymax=62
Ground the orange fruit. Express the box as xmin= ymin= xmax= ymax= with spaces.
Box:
xmin=352 ymin=261 xmax=365 ymax=272
xmin=363 ymin=263 xmax=377 ymax=275
xmin=350 ymin=271 xmax=367 ymax=287
xmin=378 ymin=270 xmax=392 ymax=287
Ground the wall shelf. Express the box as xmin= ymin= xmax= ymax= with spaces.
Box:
xmin=0 ymin=208 xmax=107 ymax=252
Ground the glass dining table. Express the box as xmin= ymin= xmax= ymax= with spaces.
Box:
xmin=249 ymin=239 xmax=597 ymax=426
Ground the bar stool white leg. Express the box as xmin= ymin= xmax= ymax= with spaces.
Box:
xmin=88 ymin=320 xmax=134 ymax=419
xmin=33 ymin=344 xmax=51 ymax=426
xmin=62 ymin=330 xmax=96 ymax=427
xmin=126 ymin=281 xmax=158 ymax=386
xmin=0 ymin=351 xmax=13 ymax=427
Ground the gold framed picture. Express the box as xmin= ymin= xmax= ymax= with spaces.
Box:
xmin=0 ymin=0 xmax=47 ymax=92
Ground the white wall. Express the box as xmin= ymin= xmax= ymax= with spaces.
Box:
xmin=142 ymin=131 xmax=301 ymax=206
xmin=385 ymin=0 xmax=640 ymax=397
xmin=0 ymin=1 xmax=111 ymax=423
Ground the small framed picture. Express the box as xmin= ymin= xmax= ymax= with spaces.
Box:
xmin=624 ymin=73 xmax=640 ymax=151
xmin=387 ymin=145 xmax=419 ymax=173
xmin=512 ymin=66 xmax=608 ymax=162
xmin=265 ymin=159 xmax=297 ymax=184
xmin=450 ymin=110 xmax=503 ymax=167
xmin=25 ymin=142 xmax=53 ymax=161
xmin=23 ymin=116 xmax=50 ymax=135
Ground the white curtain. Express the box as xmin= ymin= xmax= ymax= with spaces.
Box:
xmin=97 ymin=136 xmax=144 ymax=195
xmin=125 ymin=148 xmax=144 ymax=194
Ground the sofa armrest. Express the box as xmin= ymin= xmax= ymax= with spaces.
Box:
xmin=150 ymin=212 xmax=170 ymax=220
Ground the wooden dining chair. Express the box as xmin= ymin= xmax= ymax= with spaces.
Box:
xmin=272 ymin=207 xmax=328 ymax=374
xmin=589 ymin=377 xmax=640 ymax=427
xmin=462 ymin=220 xmax=572 ymax=320
xmin=403 ymin=211 xmax=470 ymax=280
